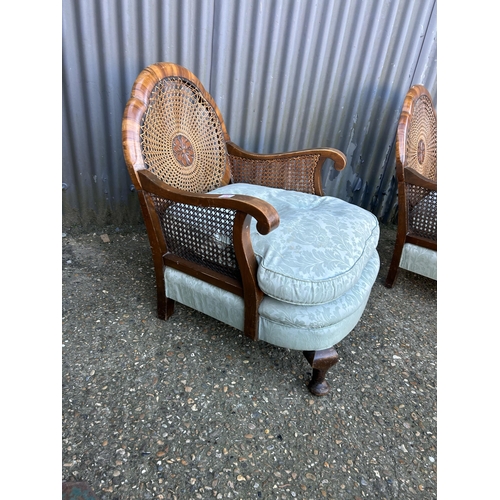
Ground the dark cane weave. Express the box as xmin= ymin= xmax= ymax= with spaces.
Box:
xmin=385 ymin=84 xmax=437 ymax=287
xmin=406 ymin=184 xmax=437 ymax=242
xmin=149 ymin=194 xmax=240 ymax=281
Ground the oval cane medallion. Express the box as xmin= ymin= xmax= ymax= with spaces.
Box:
xmin=172 ymin=135 xmax=195 ymax=166
xmin=417 ymin=138 xmax=425 ymax=164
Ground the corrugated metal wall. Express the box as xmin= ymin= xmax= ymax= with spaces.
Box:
xmin=62 ymin=0 xmax=437 ymax=228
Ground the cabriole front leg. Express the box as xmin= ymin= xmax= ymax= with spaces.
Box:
xmin=303 ymin=347 xmax=339 ymax=396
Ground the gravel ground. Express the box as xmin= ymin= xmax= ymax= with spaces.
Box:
xmin=62 ymin=223 xmax=437 ymax=499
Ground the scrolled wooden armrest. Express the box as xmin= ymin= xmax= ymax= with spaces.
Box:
xmin=138 ymin=168 xmax=280 ymax=234
xmin=404 ymin=168 xmax=437 ymax=192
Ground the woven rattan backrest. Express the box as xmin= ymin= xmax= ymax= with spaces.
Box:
xmin=141 ymin=77 xmax=229 ymax=193
xmin=123 ymin=63 xmax=232 ymax=193
xmin=395 ymin=85 xmax=437 ymax=242
xmin=397 ymin=85 xmax=437 ymax=182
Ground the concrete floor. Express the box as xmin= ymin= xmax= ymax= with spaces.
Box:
xmin=62 ymin=223 xmax=437 ymax=499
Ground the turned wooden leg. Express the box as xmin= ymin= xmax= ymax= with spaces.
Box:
xmin=303 ymin=347 xmax=339 ymax=396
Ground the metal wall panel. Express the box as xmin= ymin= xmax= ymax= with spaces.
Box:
xmin=62 ymin=0 xmax=437 ymax=228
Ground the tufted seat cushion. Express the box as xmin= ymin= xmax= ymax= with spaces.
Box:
xmin=209 ymin=183 xmax=379 ymax=305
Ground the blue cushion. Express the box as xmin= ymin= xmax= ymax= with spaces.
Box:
xmin=209 ymin=183 xmax=379 ymax=305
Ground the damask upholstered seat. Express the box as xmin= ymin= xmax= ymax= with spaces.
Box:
xmin=385 ymin=85 xmax=437 ymax=287
xmin=122 ymin=62 xmax=380 ymax=395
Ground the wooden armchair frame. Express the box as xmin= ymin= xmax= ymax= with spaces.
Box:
xmin=386 ymin=84 xmax=437 ymax=287
xmin=121 ymin=62 xmax=375 ymax=396
xmin=123 ymin=62 xmax=347 ymax=336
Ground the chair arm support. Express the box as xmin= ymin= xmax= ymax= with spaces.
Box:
xmin=138 ymin=168 xmax=278 ymax=342
xmin=404 ymin=168 xmax=437 ymax=192
xmin=138 ymin=168 xmax=280 ymax=234
xmin=226 ymin=142 xmax=346 ymax=195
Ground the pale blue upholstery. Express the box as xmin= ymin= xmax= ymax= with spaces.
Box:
xmin=165 ymin=251 xmax=379 ymax=351
xmin=400 ymin=243 xmax=437 ymax=281
xmin=258 ymin=253 xmax=379 ymax=350
xmin=164 ymin=183 xmax=380 ymax=351
xmin=210 ymin=184 xmax=380 ymax=305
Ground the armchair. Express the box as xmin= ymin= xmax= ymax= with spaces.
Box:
xmin=122 ymin=62 xmax=380 ymax=395
xmin=385 ymin=85 xmax=437 ymax=287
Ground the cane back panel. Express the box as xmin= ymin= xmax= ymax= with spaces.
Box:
xmin=140 ymin=76 xmax=229 ymax=193
xmin=404 ymin=93 xmax=437 ymax=182
xmin=400 ymin=87 xmax=437 ymax=243
xmin=228 ymin=154 xmax=321 ymax=194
